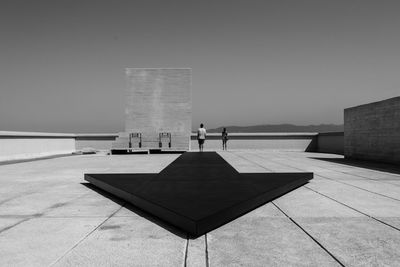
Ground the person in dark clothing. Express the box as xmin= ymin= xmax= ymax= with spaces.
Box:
xmin=222 ymin=127 xmax=228 ymax=150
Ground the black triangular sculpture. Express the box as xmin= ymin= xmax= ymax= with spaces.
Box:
xmin=85 ymin=152 xmax=312 ymax=237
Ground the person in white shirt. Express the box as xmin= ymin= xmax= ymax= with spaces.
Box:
xmin=197 ymin=123 xmax=207 ymax=152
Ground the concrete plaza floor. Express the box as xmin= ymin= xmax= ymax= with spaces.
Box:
xmin=1 ymin=151 xmax=400 ymax=266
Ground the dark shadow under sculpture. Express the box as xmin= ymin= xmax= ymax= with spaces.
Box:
xmin=310 ymin=156 xmax=400 ymax=176
xmin=85 ymin=152 xmax=313 ymax=238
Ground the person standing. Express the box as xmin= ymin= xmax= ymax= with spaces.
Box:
xmin=222 ymin=127 xmax=228 ymax=150
xmin=197 ymin=123 xmax=206 ymax=152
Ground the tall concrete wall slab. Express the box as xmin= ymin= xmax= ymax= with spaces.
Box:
xmin=124 ymin=68 xmax=192 ymax=150
xmin=344 ymin=96 xmax=400 ymax=164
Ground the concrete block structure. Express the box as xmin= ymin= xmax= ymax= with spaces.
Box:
xmin=344 ymin=96 xmax=400 ymax=164
xmin=113 ymin=68 xmax=192 ymax=152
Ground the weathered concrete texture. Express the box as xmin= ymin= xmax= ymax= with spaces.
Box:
xmin=297 ymin=217 xmax=400 ymax=266
xmin=0 ymin=217 xmax=105 ymax=266
xmin=0 ymin=131 xmax=76 ymax=162
xmin=0 ymin=151 xmax=400 ymax=266
xmin=207 ymin=216 xmax=340 ymax=266
xmin=186 ymin=236 xmax=206 ymax=267
xmin=54 ymin=216 xmax=186 ymax=267
xmin=121 ymin=68 xmax=192 ymax=150
xmin=344 ymin=96 xmax=400 ymax=164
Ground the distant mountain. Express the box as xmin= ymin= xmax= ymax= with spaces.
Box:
xmin=206 ymin=124 xmax=343 ymax=133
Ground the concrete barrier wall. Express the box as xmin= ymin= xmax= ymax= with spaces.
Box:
xmin=344 ymin=96 xmax=400 ymax=164
xmin=0 ymin=131 xmax=76 ymax=162
xmin=190 ymin=133 xmax=318 ymax=151
xmin=0 ymin=131 xmax=345 ymax=163
xmin=317 ymin=132 xmax=344 ymax=155
xmin=75 ymin=134 xmax=118 ymax=151
xmin=75 ymin=133 xmax=320 ymax=152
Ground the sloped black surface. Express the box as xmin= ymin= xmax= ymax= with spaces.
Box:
xmin=85 ymin=152 xmax=312 ymax=237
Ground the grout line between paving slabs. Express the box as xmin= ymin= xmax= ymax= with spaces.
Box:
xmin=305 ymin=186 xmax=400 ymax=233
xmin=246 ymin=152 xmax=300 ymax=172
xmin=183 ymin=237 xmax=189 ymax=267
xmin=49 ymin=204 xmax=125 ymax=266
xmin=272 ymin=202 xmax=346 ymax=267
xmin=253 ymin=152 xmax=400 ymax=201
xmin=228 ymin=151 xmax=273 ymax=171
xmin=233 ymin=152 xmax=344 ymax=266
xmin=314 ymin=174 xmax=400 ymax=202
xmin=205 ymin=234 xmax=210 ymax=267
xmin=323 ymin=169 xmax=400 ymax=188
xmin=263 ymin=148 xmax=400 ymax=232
xmin=255 ymin=153 xmax=400 ymax=229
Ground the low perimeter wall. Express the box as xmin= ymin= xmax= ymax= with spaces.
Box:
xmin=0 ymin=131 xmax=76 ymax=162
xmin=0 ymin=131 xmax=345 ymax=162
xmin=344 ymin=96 xmax=400 ymax=164
xmin=190 ymin=133 xmax=318 ymax=151
xmin=317 ymin=132 xmax=344 ymax=155
xmin=75 ymin=134 xmax=118 ymax=151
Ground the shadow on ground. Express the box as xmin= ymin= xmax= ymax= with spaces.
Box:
xmin=81 ymin=183 xmax=191 ymax=239
xmin=310 ymin=157 xmax=400 ymax=175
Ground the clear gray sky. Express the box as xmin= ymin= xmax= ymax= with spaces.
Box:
xmin=1 ymin=0 xmax=399 ymax=133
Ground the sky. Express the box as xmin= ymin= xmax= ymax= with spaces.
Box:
xmin=1 ymin=0 xmax=399 ymax=133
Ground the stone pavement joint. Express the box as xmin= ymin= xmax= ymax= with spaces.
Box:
xmin=205 ymin=234 xmax=210 ymax=267
xmin=272 ymin=201 xmax=345 ymax=267
xmin=227 ymin=151 xmax=274 ymax=171
xmin=183 ymin=238 xmax=189 ymax=267
xmin=49 ymin=205 xmax=125 ymax=266
xmin=315 ymin=174 xmax=400 ymax=202
xmin=305 ymin=186 xmax=400 ymax=233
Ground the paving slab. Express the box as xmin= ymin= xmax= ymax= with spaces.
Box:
xmin=54 ymin=216 xmax=186 ymax=267
xmin=274 ymin=185 xmax=400 ymax=266
xmin=235 ymin=152 xmax=300 ymax=172
xmin=308 ymin=178 xmax=400 ymax=218
xmin=243 ymin=202 xmax=286 ymax=218
xmin=218 ymin=151 xmax=267 ymax=172
xmin=0 ymin=217 xmax=28 ymax=233
xmin=207 ymin=216 xmax=340 ymax=266
xmin=296 ymin=217 xmax=400 ymax=266
xmin=0 ymin=191 xmax=85 ymax=216
xmin=0 ymin=217 xmax=105 ymax=266
xmin=313 ymin=170 xmax=378 ymax=181
xmin=348 ymin=169 xmax=400 ymax=181
xmin=44 ymin=192 xmax=123 ymax=218
xmin=317 ymin=175 xmax=400 ymax=201
xmin=186 ymin=236 xmax=206 ymax=267
xmin=274 ymin=187 xmax=362 ymax=218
